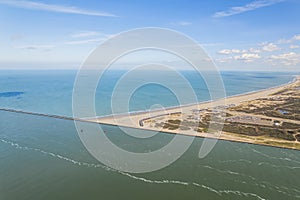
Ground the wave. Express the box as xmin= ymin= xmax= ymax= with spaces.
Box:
xmin=218 ymin=158 xmax=252 ymax=164
xmin=202 ymin=165 xmax=240 ymax=175
xmin=192 ymin=182 xmax=267 ymax=200
xmin=249 ymin=147 xmax=300 ymax=165
xmin=280 ymin=149 xmax=300 ymax=162
xmin=0 ymin=138 xmax=295 ymax=200
xmin=258 ymin=162 xmax=300 ymax=169
xmin=201 ymin=164 xmax=300 ymax=198
xmin=0 ymin=138 xmax=112 ymax=170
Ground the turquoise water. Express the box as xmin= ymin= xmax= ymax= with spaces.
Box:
xmin=0 ymin=70 xmax=294 ymax=116
xmin=0 ymin=70 xmax=299 ymax=200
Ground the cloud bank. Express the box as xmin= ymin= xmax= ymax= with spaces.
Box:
xmin=214 ymin=0 xmax=283 ymax=18
xmin=0 ymin=0 xmax=116 ymax=17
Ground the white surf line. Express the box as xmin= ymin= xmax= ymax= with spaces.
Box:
xmin=258 ymin=161 xmax=300 ymax=169
xmin=218 ymin=190 xmax=266 ymax=200
xmin=0 ymin=138 xmax=111 ymax=170
xmin=122 ymin=172 xmax=266 ymax=200
xmin=0 ymin=138 xmax=267 ymax=199
xmin=202 ymin=165 xmax=255 ymax=180
xmin=192 ymin=182 xmax=266 ymax=200
xmin=118 ymin=171 xmax=189 ymax=186
xmin=249 ymin=147 xmax=300 ymax=165
xmin=202 ymin=164 xmax=300 ymax=197
xmin=217 ymin=156 xmax=300 ymax=169
xmin=0 ymin=139 xmax=209 ymax=186
xmin=279 ymin=149 xmax=300 ymax=163
xmin=218 ymin=159 xmax=252 ymax=164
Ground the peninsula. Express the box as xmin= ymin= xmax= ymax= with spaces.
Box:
xmin=1 ymin=76 xmax=299 ymax=151
xmin=88 ymin=76 xmax=300 ymax=150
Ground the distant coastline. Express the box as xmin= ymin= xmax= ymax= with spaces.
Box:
xmin=93 ymin=74 xmax=298 ymax=120
xmin=89 ymin=75 xmax=300 ymax=150
xmin=1 ymin=74 xmax=299 ymax=151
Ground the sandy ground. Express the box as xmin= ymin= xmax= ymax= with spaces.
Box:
xmin=85 ymin=75 xmax=300 ymax=150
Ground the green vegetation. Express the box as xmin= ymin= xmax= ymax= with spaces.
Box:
xmin=223 ymin=124 xmax=258 ymax=136
xmin=281 ymin=122 xmax=300 ymax=129
xmin=223 ymin=118 xmax=299 ymax=141
xmin=163 ymin=123 xmax=179 ymax=130
xmin=230 ymin=92 xmax=300 ymax=120
xmin=167 ymin=119 xmax=181 ymax=124
xmin=147 ymin=83 xmax=300 ymax=148
xmin=258 ymin=127 xmax=296 ymax=141
xmin=271 ymin=89 xmax=287 ymax=95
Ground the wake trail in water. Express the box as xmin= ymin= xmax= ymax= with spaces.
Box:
xmin=202 ymin=165 xmax=255 ymax=180
xmin=0 ymin=138 xmax=111 ymax=169
xmin=218 ymin=157 xmax=300 ymax=170
xmin=258 ymin=161 xmax=300 ymax=169
xmin=201 ymin=164 xmax=300 ymax=197
xmin=249 ymin=147 xmax=300 ymax=165
xmin=218 ymin=158 xmax=252 ymax=164
xmin=0 ymin=138 xmax=278 ymax=200
xmin=192 ymin=182 xmax=266 ymax=200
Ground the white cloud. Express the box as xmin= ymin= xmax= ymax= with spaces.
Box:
xmin=277 ymin=38 xmax=290 ymax=44
xmin=64 ymin=36 xmax=114 ymax=45
xmin=65 ymin=38 xmax=105 ymax=45
xmin=217 ymin=49 xmax=231 ymax=55
xmin=15 ymin=44 xmax=54 ymax=51
xmin=216 ymin=57 xmax=233 ymax=63
xmin=290 ymin=45 xmax=299 ymax=49
xmin=277 ymin=34 xmax=300 ymax=44
xmin=292 ymin=34 xmax=300 ymax=41
xmin=171 ymin=21 xmax=192 ymax=26
xmin=218 ymin=47 xmax=263 ymax=56
xmin=66 ymin=33 xmax=114 ymax=44
xmin=249 ymin=48 xmax=261 ymax=53
xmin=218 ymin=49 xmax=241 ymax=55
xmin=10 ymin=34 xmax=24 ymax=41
xmin=216 ymin=52 xmax=261 ymax=63
xmin=71 ymin=31 xmax=102 ymax=38
xmin=269 ymin=52 xmax=300 ymax=66
xmin=201 ymin=43 xmax=224 ymax=47
xmin=215 ymin=34 xmax=300 ymax=67
xmin=213 ymin=0 xmax=283 ymax=18
xmin=261 ymin=42 xmax=280 ymax=52
xmin=0 ymin=0 xmax=116 ymax=17
xmin=234 ymin=53 xmax=261 ymax=62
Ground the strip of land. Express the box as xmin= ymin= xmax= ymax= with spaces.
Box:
xmin=87 ymin=75 xmax=300 ymax=150
xmin=1 ymin=76 xmax=299 ymax=150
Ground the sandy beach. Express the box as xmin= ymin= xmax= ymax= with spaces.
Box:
xmin=1 ymin=75 xmax=299 ymax=150
xmin=86 ymin=75 xmax=300 ymax=150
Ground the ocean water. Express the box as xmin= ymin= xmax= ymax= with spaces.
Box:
xmin=0 ymin=70 xmax=295 ymax=116
xmin=0 ymin=70 xmax=299 ymax=200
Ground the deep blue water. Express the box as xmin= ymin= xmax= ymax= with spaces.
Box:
xmin=0 ymin=92 xmax=24 ymax=98
xmin=0 ymin=70 xmax=299 ymax=200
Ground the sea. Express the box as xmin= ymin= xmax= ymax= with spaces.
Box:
xmin=0 ymin=70 xmax=299 ymax=200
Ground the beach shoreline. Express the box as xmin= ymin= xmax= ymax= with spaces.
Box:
xmin=92 ymin=74 xmax=299 ymax=120
xmin=1 ymin=75 xmax=299 ymax=150
xmin=87 ymin=75 xmax=300 ymax=150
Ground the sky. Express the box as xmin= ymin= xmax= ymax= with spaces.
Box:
xmin=0 ymin=0 xmax=300 ymax=71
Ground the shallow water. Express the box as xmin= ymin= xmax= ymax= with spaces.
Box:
xmin=0 ymin=70 xmax=299 ymax=199
xmin=1 ymin=110 xmax=300 ymax=200
xmin=0 ymin=70 xmax=294 ymax=116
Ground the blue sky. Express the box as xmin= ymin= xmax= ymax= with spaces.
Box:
xmin=0 ymin=0 xmax=300 ymax=71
